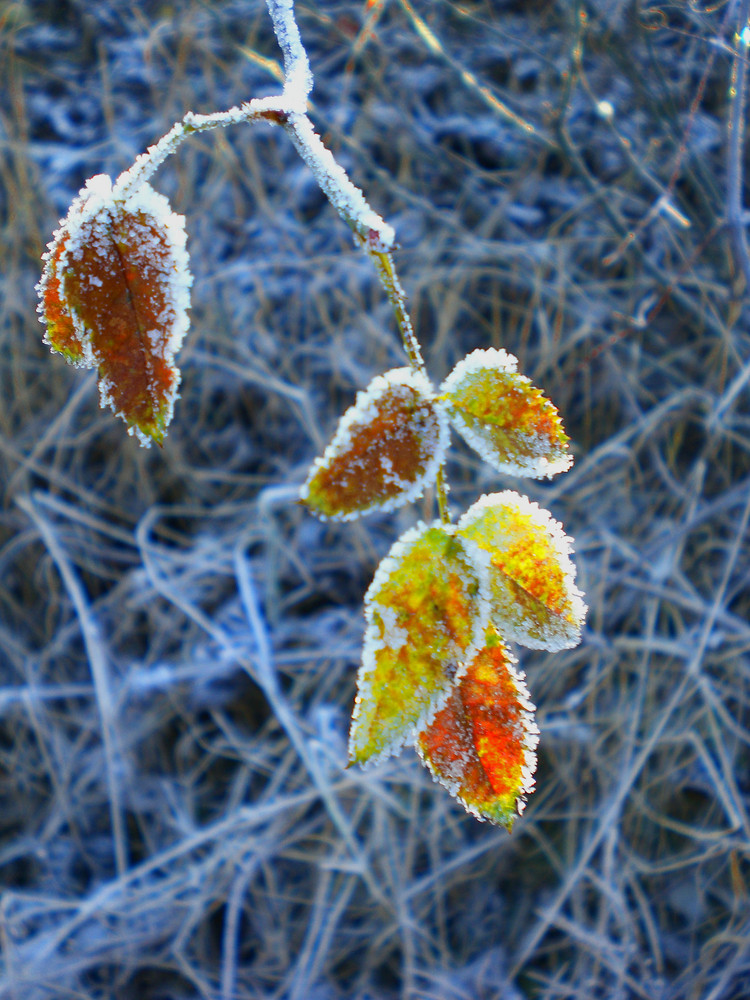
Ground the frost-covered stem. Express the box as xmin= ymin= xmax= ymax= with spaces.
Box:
xmin=365 ymin=247 xmax=425 ymax=372
xmin=115 ymin=0 xmax=396 ymax=255
xmin=435 ymin=467 xmax=450 ymax=524
xmin=282 ymin=115 xmax=396 ymax=250
xmin=265 ymin=0 xmax=313 ymax=106
xmin=112 ymin=100 xmax=293 ymax=201
xmin=263 ymin=0 xmax=395 ymax=249
xmin=364 ymin=245 xmax=450 ymax=523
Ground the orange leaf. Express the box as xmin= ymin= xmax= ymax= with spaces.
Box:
xmin=417 ymin=629 xmax=538 ymax=828
xmin=349 ymin=521 xmax=491 ymax=766
xmin=441 ymin=348 xmax=572 ymax=478
xmin=301 ymin=368 xmax=448 ymax=519
xmin=38 ymin=226 xmax=85 ymax=364
xmin=37 ymin=174 xmax=192 ymax=446
xmin=458 ymin=491 xmax=586 ymax=650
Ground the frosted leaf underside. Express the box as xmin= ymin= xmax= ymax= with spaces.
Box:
xmin=349 ymin=521 xmax=491 ymax=766
xmin=458 ymin=491 xmax=586 ymax=650
xmin=417 ymin=630 xmax=539 ymax=828
xmin=441 ymin=348 xmax=571 ymax=478
xmin=38 ymin=174 xmax=191 ymax=446
xmin=301 ymin=368 xmax=448 ymax=520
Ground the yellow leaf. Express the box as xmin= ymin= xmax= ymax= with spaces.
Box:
xmin=442 ymin=348 xmax=572 ymax=478
xmin=349 ymin=521 xmax=491 ymax=766
xmin=458 ymin=491 xmax=586 ymax=650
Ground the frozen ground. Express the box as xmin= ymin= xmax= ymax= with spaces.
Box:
xmin=1 ymin=1 xmax=749 ymax=997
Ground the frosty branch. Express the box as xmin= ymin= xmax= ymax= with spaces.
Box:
xmin=37 ymin=0 xmax=586 ymax=827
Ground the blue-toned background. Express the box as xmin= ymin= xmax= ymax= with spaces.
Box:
xmin=1 ymin=2 xmax=749 ymax=998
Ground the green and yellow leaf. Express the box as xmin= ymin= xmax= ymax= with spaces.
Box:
xmin=301 ymin=368 xmax=448 ymax=520
xmin=441 ymin=348 xmax=571 ymax=478
xmin=37 ymin=174 xmax=192 ymax=446
xmin=417 ymin=628 xmax=539 ymax=828
xmin=349 ymin=521 xmax=491 ymax=766
xmin=457 ymin=491 xmax=586 ymax=650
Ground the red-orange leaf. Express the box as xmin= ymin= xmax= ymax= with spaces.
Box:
xmin=417 ymin=629 xmax=538 ymax=828
xmin=441 ymin=348 xmax=571 ymax=478
xmin=301 ymin=368 xmax=448 ymax=520
xmin=37 ymin=174 xmax=192 ymax=446
xmin=458 ymin=491 xmax=586 ymax=650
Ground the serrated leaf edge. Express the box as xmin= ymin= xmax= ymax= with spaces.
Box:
xmin=348 ymin=519 xmax=493 ymax=767
xmin=300 ymin=367 xmax=450 ymax=521
xmin=441 ymin=347 xmax=572 ymax=479
xmin=36 ymin=174 xmax=192 ymax=447
xmin=416 ymin=640 xmax=540 ymax=827
xmin=458 ymin=490 xmax=587 ymax=650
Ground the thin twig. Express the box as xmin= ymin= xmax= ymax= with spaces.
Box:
xmin=726 ymin=0 xmax=750 ymax=290
xmin=362 ymin=245 xmax=451 ymax=522
xmin=114 ymin=0 xmax=439 ymax=512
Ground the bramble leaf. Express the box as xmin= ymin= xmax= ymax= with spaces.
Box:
xmin=39 ymin=226 xmax=86 ymax=364
xmin=441 ymin=348 xmax=572 ymax=478
xmin=457 ymin=491 xmax=586 ymax=650
xmin=349 ymin=521 xmax=491 ymax=766
xmin=417 ymin=628 xmax=539 ymax=828
xmin=301 ymin=368 xmax=449 ymax=520
xmin=37 ymin=174 xmax=192 ymax=446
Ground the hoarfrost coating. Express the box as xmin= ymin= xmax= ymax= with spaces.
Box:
xmin=37 ymin=174 xmax=192 ymax=446
xmin=458 ymin=491 xmax=587 ymax=651
xmin=441 ymin=347 xmax=573 ymax=479
xmin=300 ymin=367 xmax=450 ymax=519
xmin=349 ymin=521 xmax=493 ymax=766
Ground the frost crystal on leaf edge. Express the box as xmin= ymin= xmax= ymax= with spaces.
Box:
xmin=349 ymin=519 xmax=492 ymax=767
xmin=416 ymin=640 xmax=541 ymax=825
xmin=458 ymin=490 xmax=587 ymax=651
xmin=300 ymin=367 xmax=450 ymax=520
xmin=441 ymin=347 xmax=573 ymax=479
xmin=37 ymin=174 xmax=192 ymax=447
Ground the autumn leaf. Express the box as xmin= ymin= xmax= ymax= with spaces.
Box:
xmin=417 ymin=628 xmax=539 ymax=828
xmin=37 ymin=174 xmax=192 ymax=446
xmin=441 ymin=348 xmax=571 ymax=478
xmin=39 ymin=225 xmax=86 ymax=365
xmin=349 ymin=521 xmax=491 ymax=766
xmin=457 ymin=491 xmax=586 ymax=650
xmin=301 ymin=368 xmax=449 ymax=520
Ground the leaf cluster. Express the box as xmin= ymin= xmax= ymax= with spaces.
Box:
xmin=301 ymin=351 xmax=586 ymax=826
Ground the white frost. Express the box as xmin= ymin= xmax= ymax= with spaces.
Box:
xmin=112 ymin=1 xmax=395 ymax=251
xmin=38 ymin=172 xmax=192 ymax=446
xmin=349 ymin=520 xmax=493 ymax=767
xmin=441 ymin=347 xmax=573 ymax=479
xmin=416 ymin=641 xmax=541 ymax=824
xmin=285 ymin=114 xmax=395 ymax=250
xmin=265 ymin=0 xmax=313 ymax=110
xmin=458 ymin=491 xmax=587 ymax=651
xmin=443 ymin=346 xmax=520 ymax=383
xmin=300 ymin=367 xmax=449 ymax=520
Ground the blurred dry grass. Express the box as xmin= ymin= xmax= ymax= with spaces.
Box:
xmin=1 ymin=1 xmax=749 ymax=997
